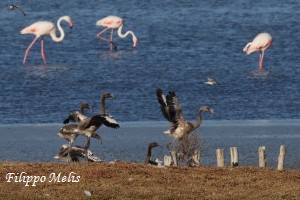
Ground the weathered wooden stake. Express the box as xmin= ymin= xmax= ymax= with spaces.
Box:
xmin=277 ymin=145 xmax=286 ymax=170
xmin=258 ymin=146 xmax=266 ymax=167
xmin=170 ymin=151 xmax=178 ymax=166
xmin=230 ymin=147 xmax=239 ymax=167
xmin=216 ymin=149 xmax=224 ymax=167
xmin=192 ymin=150 xmax=200 ymax=166
xmin=163 ymin=155 xmax=172 ymax=166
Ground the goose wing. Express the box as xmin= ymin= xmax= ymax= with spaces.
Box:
xmin=58 ymin=124 xmax=79 ymax=135
xmin=102 ymin=114 xmax=120 ymax=129
xmin=166 ymin=91 xmax=187 ymax=131
xmin=157 ymin=88 xmax=187 ymax=132
xmin=83 ymin=115 xmax=120 ymax=130
xmin=156 ymin=88 xmax=171 ymax=121
xmin=63 ymin=111 xmax=87 ymax=124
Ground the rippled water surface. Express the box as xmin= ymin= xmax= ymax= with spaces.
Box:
xmin=0 ymin=0 xmax=299 ymax=123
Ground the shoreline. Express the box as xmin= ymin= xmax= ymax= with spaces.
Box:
xmin=0 ymin=118 xmax=299 ymax=127
xmin=0 ymin=120 xmax=299 ymax=168
xmin=0 ymin=161 xmax=299 ymax=199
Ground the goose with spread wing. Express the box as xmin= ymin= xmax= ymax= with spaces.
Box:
xmin=156 ymin=88 xmax=213 ymax=140
xmin=78 ymin=93 xmax=120 ymax=158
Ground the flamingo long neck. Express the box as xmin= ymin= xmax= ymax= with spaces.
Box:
xmin=100 ymin=96 xmax=106 ymax=115
xmin=50 ymin=17 xmax=65 ymax=42
xmin=144 ymin=146 xmax=152 ymax=164
xmin=117 ymin=24 xmax=136 ymax=42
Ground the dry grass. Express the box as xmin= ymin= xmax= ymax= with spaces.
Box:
xmin=0 ymin=161 xmax=299 ymax=199
xmin=167 ymin=131 xmax=205 ymax=166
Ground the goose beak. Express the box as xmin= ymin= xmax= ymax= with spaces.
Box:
xmin=88 ymin=105 xmax=93 ymax=112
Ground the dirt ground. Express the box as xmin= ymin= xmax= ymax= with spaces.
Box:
xmin=0 ymin=161 xmax=299 ymax=199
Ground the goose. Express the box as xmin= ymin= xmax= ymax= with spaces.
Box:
xmin=78 ymin=93 xmax=120 ymax=158
xmin=54 ymin=144 xmax=102 ymax=162
xmin=57 ymin=125 xmax=102 ymax=162
xmin=63 ymin=102 xmax=92 ymax=124
xmin=144 ymin=142 xmax=161 ymax=165
xmin=156 ymin=88 xmax=214 ymax=140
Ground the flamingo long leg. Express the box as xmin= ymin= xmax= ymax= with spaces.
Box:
xmin=259 ymin=51 xmax=265 ymax=71
xmin=23 ymin=37 xmax=39 ymax=64
xmin=110 ymin=29 xmax=114 ymax=51
xmin=96 ymin=27 xmax=111 ymax=43
xmin=41 ymin=37 xmax=47 ymax=64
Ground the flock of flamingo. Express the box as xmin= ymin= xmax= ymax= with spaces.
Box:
xmin=2 ymin=4 xmax=273 ymax=164
xmin=2 ymin=4 xmax=272 ymax=70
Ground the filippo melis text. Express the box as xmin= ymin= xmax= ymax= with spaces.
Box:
xmin=5 ymin=172 xmax=80 ymax=186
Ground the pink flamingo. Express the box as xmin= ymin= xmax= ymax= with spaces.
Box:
xmin=243 ymin=33 xmax=272 ymax=71
xmin=96 ymin=15 xmax=137 ymax=50
xmin=20 ymin=16 xmax=73 ymax=64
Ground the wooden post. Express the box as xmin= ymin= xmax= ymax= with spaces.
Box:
xmin=192 ymin=150 xmax=200 ymax=166
xmin=230 ymin=147 xmax=239 ymax=167
xmin=258 ymin=146 xmax=266 ymax=167
xmin=277 ymin=145 xmax=286 ymax=170
xmin=216 ymin=149 xmax=224 ymax=167
xmin=170 ymin=151 xmax=178 ymax=166
xmin=164 ymin=155 xmax=172 ymax=166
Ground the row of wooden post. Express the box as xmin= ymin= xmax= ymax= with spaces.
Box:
xmin=216 ymin=145 xmax=286 ymax=170
xmin=164 ymin=145 xmax=286 ymax=170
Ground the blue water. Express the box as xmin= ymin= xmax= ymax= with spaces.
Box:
xmin=0 ymin=0 xmax=299 ymax=124
xmin=0 ymin=121 xmax=299 ymax=168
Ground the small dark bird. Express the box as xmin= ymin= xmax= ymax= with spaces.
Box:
xmin=0 ymin=4 xmax=26 ymax=16
xmin=145 ymin=142 xmax=161 ymax=165
xmin=156 ymin=88 xmax=214 ymax=140
xmin=204 ymin=77 xmax=221 ymax=86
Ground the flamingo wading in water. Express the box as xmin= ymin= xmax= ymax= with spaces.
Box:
xmin=20 ymin=16 xmax=73 ymax=64
xmin=243 ymin=33 xmax=272 ymax=71
xmin=96 ymin=15 xmax=137 ymax=50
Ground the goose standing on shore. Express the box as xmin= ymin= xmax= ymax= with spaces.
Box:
xmin=78 ymin=93 xmax=120 ymax=158
xmin=58 ymin=102 xmax=100 ymax=162
xmin=144 ymin=142 xmax=161 ymax=165
xmin=156 ymin=88 xmax=214 ymax=140
xmin=54 ymin=144 xmax=102 ymax=162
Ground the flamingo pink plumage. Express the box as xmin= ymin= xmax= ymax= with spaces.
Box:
xmin=96 ymin=16 xmax=137 ymax=50
xmin=243 ymin=33 xmax=272 ymax=71
xmin=20 ymin=16 xmax=73 ymax=64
